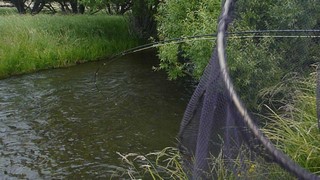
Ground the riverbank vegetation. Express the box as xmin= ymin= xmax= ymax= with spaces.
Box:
xmin=116 ymin=147 xmax=294 ymax=179
xmin=0 ymin=13 xmax=139 ymax=79
xmin=0 ymin=0 xmax=159 ymax=79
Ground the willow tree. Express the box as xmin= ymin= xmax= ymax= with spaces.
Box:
xmin=156 ymin=0 xmax=221 ymax=79
xmin=156 ymin=0 xmax=320 ymax=109
xmin=10 ymin=0 xmax=85 ymax=14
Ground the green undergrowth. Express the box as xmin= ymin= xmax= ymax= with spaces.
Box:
xmin=0 ymin=14 xmax=139 ymax=78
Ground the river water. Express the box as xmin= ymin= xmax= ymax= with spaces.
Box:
xmin=0 ymin=51 xmax=194 ymax=179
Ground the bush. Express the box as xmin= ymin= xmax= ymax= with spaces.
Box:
xmin=156 ymin=0 xmax=221 ymax=79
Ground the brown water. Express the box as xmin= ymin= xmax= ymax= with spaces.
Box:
xmin=0 ymin=51 xmax=194 ymax=179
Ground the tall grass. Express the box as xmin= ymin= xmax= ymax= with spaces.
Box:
xmin=116 ymin=146 xmax=293 ymax=179
xmin=115 ymin=147 xmax=188 ymax=179
xmin=262 ymin=71 xmax=320 ymax=175
xmin=0 ymin=14 xmax=139 ymax=78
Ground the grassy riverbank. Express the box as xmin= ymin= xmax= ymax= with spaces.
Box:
xmin=0 ymin=13 xmax=139 ymax=78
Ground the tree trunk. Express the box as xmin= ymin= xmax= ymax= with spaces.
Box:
xmin=70 ymin=0 xmax=78 ymax=13
xmin=106 ymin=3 xmax=112 ymax=14
xmin=79 ymin=4 xmax=85 ymax=14
xmin=31 ymin=0 xmax=45 ymax=14
xmin=11 ymin=0 xmax=26 ymax=14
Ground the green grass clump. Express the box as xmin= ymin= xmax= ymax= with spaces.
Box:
xmin=116 ymin=147 xmax=188 ymax=179
xmin=0 ymin=14 xmax=139 ymax=78
xmin=116 ymin=146 xmax=293 ymax=179
xmin=262 ymin=71 xmax=320 ymax=175
xmin=207 ymin=148 xmax=293 ymax=180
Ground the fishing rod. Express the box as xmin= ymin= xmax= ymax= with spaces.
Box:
xmin=99 ymin=29 xmax=320 ymax=63
xmin=94 ymin=29 xmax=320 ymax=93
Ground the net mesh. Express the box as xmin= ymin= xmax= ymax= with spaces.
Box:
xmin=318 ymin=67 xmax=320 ymax=129
xmin=178 ymin=0 xmax=320 ymax=179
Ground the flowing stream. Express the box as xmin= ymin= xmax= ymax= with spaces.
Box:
xmin=0 ymin=51 xmax=194 ymax=179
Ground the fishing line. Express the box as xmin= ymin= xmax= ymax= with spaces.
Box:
xmin=94 ymin=29 xmax=320 ymax=95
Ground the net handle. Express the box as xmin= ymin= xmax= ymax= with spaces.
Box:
xmin=317 ymin=66 xmax=320 ymax=129
xmin=216 ymin=0 xmax=320 ymax=179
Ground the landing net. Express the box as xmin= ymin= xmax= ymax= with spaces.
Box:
xmin=178 ymin=0 xmax=320 ymax=179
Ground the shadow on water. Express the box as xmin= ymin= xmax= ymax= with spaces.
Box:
xmin=0 ymin=50 xmax=195 ymax=179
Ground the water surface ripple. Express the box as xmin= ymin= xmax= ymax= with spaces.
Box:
xmin=0 ymin=51 xmax=194 ymax=179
